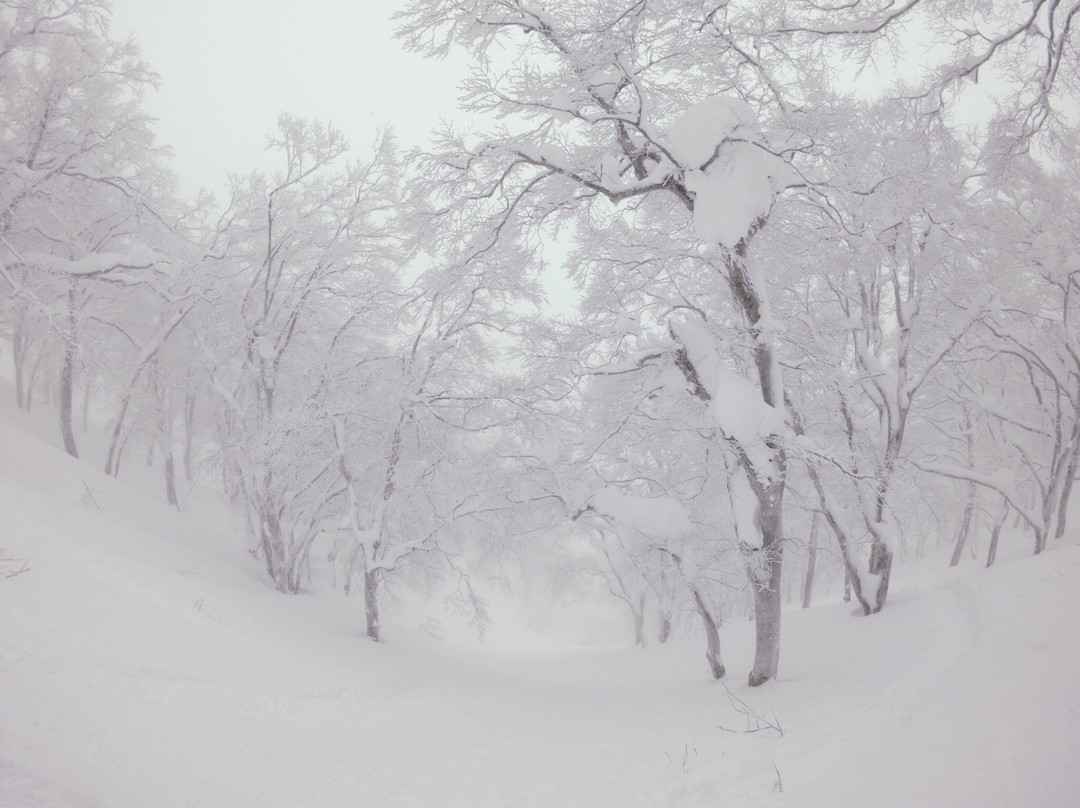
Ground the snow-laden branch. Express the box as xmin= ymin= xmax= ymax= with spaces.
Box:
xmin=773 ymin=0 xmax=924 ymax=36
xmin=913 ymin=460 xmax=1040 ymax=532
xmin=12 ymin=245 xmax=163 ymax=279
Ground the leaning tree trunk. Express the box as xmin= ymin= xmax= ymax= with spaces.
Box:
xmin=691 ymin=586 xmax=725 ymax=680
xmin=1054 ymin=427 xmax=1080 ymax=539
xmin=1055 ymin=447 xmax=1077 ymax=539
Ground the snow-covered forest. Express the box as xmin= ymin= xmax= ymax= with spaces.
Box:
xmin=2 ymin=1 xmax=1080 ymax=805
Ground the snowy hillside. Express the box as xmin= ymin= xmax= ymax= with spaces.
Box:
xmin=2 ymin=400 xmax=1079 ymax=808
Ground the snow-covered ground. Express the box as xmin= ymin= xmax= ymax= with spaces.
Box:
xmin=2 ymin=392 xmax=1079 ymax=807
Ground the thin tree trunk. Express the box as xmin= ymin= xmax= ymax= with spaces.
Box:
xmin=364 ymin=567 xmax=381 ymax=641
xmin=183 ymin=392 xmax=198 ymax=482
xmin=950 ymin=485 xmax=976 ymax=567
xmin=164 ymin=450 xmax=178 ymax=507
xmin=1055 ymin=437 xmax=1079 ymax=539
xmin=951 ymin=412 xmax=978 ymax=566
xmin=59 ymin=290 xmax=79 ymax=459
xmin=25 ymin=347 xmax=44 ymax=413
xmin=13 ymin=324 xmax=28 ymax=409
xmin=656 ymin=562 xmax=672 ymax=644
xmin=82 ymin=381 xmax=91 ymax=432
xmin=691 ymin=586 xmax=725 ymax=680
xmin=105 ymin=398 xmax=131 ymax=477
xmin=802 ymin=512 xmax=819 ymax=609
xmin=632 ymin=592 xmax=646 ymax=647
xmin=986 ymin=501 xmax=1007 ymax=568
xmin=162 ymin=401 xmax=178 ymax=508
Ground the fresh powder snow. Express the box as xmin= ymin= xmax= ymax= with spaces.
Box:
xmin=1 ymin=373 xmax=1078 ymax=807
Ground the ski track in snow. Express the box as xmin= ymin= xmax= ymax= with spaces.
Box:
xmin=1 ymin=397 xmax=1079 ymax=807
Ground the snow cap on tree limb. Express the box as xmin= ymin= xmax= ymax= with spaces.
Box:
xmin=589 ymin=487 xmax=693 ymax=540
xmin=667 ymin=95 xmax=792 ymax=248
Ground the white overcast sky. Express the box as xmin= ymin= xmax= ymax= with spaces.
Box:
xmin=109 ymin=0 xmax=467 ymax=198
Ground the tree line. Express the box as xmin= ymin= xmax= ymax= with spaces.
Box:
xmin=2 ymin=0 xmax=1078 ymax=685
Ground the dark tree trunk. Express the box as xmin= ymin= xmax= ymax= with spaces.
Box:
xmin=748 ymin=486 xmax=784 ymax=687
xmin=164 ymin=449 xmax=178 ymax=507
xmin=868 ymin=540 xmax=893 ymax=613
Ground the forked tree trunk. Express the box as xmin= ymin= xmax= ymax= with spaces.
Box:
xmin=691 ymin=586 xmax=725 ymax=680
xmin=868 ymin=539 xmax=893 ymax=613
xmin=258 ymin=504 xmax=294 ymax=594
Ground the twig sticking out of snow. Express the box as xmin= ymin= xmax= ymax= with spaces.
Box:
xmin=81 ymin=482 xmax=101 ymax=510
xmin=714 ymin=679 xmax=784 ymax=737
xmin=1 ymin=551 xmax=31 ymax=579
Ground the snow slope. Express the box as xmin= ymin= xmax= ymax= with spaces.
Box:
xmin=2 ymin=398 xmax=1079 ymax=807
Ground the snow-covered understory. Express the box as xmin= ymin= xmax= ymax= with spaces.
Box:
xmin=2 ymin=400 xmax=1078 ymax=808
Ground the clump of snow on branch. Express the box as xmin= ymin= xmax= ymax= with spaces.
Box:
xmin=589 ymin=487 xmax=693 ymax=539
xmin=667 ymin=95 xmax=785 ymax=248
xmin=667 ymin=96 xmax=759 ymax=167
xmin=671 ymin=318 xmax=786 ymax=473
